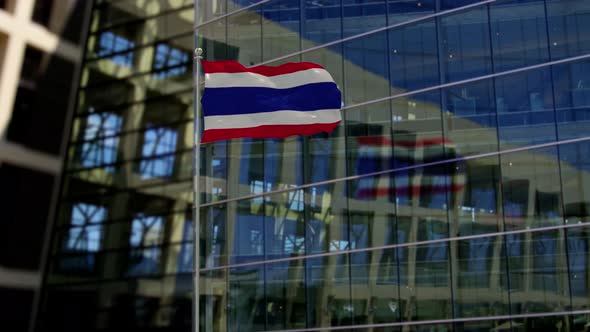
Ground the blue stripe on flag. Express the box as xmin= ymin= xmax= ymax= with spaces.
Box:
xmin=202 ymin=82 xmax=341 ymax=116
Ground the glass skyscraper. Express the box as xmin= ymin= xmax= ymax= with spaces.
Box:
xmin=37 ymin=0 xmax=590 ymax=331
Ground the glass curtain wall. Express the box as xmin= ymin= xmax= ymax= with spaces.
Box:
xmin=37 ymin=0 xmax=590 ymax=332
xmin=195 ymin=0 xmax=590 ymax=331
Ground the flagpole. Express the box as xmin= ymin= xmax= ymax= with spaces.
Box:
xmin=193 ymin=47 xmax=203 ymax=332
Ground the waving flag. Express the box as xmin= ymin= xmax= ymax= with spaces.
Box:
xmin=355 ymin=135 xmax=466 ymax=199
xmin=200 ymin=60 xmax=342 ymax=143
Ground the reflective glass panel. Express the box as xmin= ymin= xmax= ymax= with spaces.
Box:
xmin=439 ymin=5 xmax=492 ymax=82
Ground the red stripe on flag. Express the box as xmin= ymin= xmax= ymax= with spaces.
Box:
xmin=201 ymin=121 xmax=341 ymax=143
xmin=201 ymin=60 xmax=326 ymax=77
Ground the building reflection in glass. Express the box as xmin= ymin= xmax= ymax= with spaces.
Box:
xmin=37 ymin=0 xmax=590 ymax=332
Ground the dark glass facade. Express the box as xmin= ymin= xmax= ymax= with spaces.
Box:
xmin=36 ymin=1 xmax=194 ymax=331
xmin=38 ymin=0 xmax=590 ymax=331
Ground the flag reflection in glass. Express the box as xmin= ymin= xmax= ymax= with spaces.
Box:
xmin=354 ymin=134 xmax=466 ymax=203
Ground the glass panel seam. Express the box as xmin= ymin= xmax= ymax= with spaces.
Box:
xmin=202 ymin=221 xmax=590 ymax=272
xmin=245 ymin=0 xmax=497 ymax=67
xmin=342 ymin=52 xmax=590 ymax=112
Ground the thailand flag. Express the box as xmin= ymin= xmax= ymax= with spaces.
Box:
xmin=355 ymin=135 xmax=466 ymax=199
xmin=200 ymin=60 xmax=342 ymax=143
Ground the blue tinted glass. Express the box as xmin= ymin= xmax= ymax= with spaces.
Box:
xmin=177 ymin=220 xmax=193 ymax=272
xmin=439 ymin=6 xmax=492 ymax=82
xmin=490 ymin=0 xmax=549 ymax=72
xmin=80 ymin=112 xmax=122 ymax=170
xmin=302 ymin=0 xmax=342 ymax=44
xmin=342 ymin=0 xmax=387 ymax=37
xmin=127 ymin=214 xmax=164 ymax=276
xmin=152 ymin=44 xmax=189 ymax=79
xmin=202 ymin=206 xmax=227 ymax=268
xmin=232 ymin=212 xmax=265 ymax=263
xmin=531 ymin=232 xmax=562 ymax=292
xmin=129 ymin=215 xmax=163 ymax=246
xmin=237 ymin=139 xmax=264 ymax=196
xmin=440 ymin=0 xmax=481 ymax=10
xmin=553 ymin=59 xmax=590 ymax=139
xmin=204 ymin=141 xmax=228 ymax=203
xmin=344 ymin=31 xmax=390 ymax=104
xmin=547 ymin=0 xmax=590 ymax=60
xmin=139 ymin=126 xmax=178 ymax=178
xmin=263 ymin=139 xmax=282 ymax=189
xmin=443 ymin=79 xmax=498 ymax=156
xmin=388 ymin=0 xmax=435 ymax=25
xmin=97 ymin=31 xmax=135 ymax=66
xmin=61 ymin=202 xmax=106 ymax=272
xmin=66 ymin=203 xmax=106 ymax=253
xmin=416 ymin=219 xmax=448 ymax=264
xmin=495 ymin=68 xmax=556 ymax=148
xmin=348 ymin=212 xmax=371 ymax=274
xmin=389 ymin=19 xmax=439 ymax=92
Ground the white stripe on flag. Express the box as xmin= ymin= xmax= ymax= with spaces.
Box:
xmin=204 ymin=109 xmax=342 ymax=130
xmin=204 ymin=68 xmax=335 ymax=89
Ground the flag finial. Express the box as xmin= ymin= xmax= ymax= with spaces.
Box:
xmin=194 ymin=48 xmax=203 ymax=60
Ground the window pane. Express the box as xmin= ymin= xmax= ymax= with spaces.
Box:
xmin=505 ymin=230 xmax=570 ymax=316
xmin=553 ymin=59 xmax=590 ymax=140
xmin=344 ymin=31 xmax=390 ymax=105
xmin=265 ymin=261 xmax=307 ymax=330
xmin=490 ymin=0 xmax=549 ymax=72
xmin=403 ymin=241 xmax=452 ymax=321
xmin=227 ymin=265 xmax=265 ymax=330
xmin=439 ymin=6 xmax=492 ymax=82
xmin=227 ymin=8 xmax=262 ymax=65
xmin=306 ymin=253 xmax=352 ymax=328
xmin=567 ymin=227 xmax=590 ymax=311
xmin=388 ymin=0 xmax=435 ymax=25
xmin=77 ymin=112 xmax=122 ymax=170
xmin=95 ymin=32 xmax=135 ymax=67
xmin=495 ymin=67 xmax=556 ymax=149
xmin=501 ymin=147 xmax=563 ymax=231
xmin=262 ymin=0 xmax=301 ymax=61
xmin=152 ymin=44 xmax=190 ymax=79
xmin=127 ymin=214 xmax=164 ymax=276
xmin=443 ymin=79 xmax=498 ymax=156
xmin=560 ymin=141 xmax=590 ymax=225
xmin=389 ymin=19 xmax=439 ymax=93
xmin=547 ymin=0 xmax=590 ymax=60
xmin=60 ymin=203 xmax=107 ymax=273
xmin=139 ymin=126 xmax=178 ymax=179
xmin=453 ymin=234 xmax=510 ymax=319
xmin=343 ymin=0 xmax=387 ymax=38
xmin=302 ymin=0 xmax=342 ymax=46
